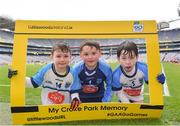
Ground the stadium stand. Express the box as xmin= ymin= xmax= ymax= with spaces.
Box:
xmin=0 ymin=17 xmax=180 ymax=65
xmin=0 ymin=17 xmax=15 ymax=31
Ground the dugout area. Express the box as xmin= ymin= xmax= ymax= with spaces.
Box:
xmin=10 ymin=20 xmax=163 ymax=124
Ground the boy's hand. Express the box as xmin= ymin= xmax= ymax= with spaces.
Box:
xmin=70 ymin=98 xmax=81 ymax=110
xmin=8 ymin=69 xmax=18 ymax=79
xmin=157 ymin=73 xmax=165 ymax=84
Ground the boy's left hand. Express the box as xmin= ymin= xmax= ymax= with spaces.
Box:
xmin=70 ymin=98 xmax=81 ymax=110
xmin=157 ymin=73 xmax=165 ymax=84
xmin=8 ymin=69 xmax=18 ymax=79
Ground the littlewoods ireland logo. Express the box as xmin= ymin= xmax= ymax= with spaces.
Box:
xmin=133 ymin=21 xmax=143 ymax=32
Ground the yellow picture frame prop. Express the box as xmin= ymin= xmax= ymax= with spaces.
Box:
xmin=10 ymin=20 xmax=163 ymax=124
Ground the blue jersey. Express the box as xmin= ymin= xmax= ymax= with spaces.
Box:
xmin=72 ymin=60 xmax=112 ymax=102
xmin=112 ymin=62 xmax=148 ymax=99
xmin=30 ymin=63 xmax=79 ymax=104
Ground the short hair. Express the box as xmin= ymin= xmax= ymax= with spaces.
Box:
xmin=80 ymin=41 xmax=100 ymax=52
xmin=117 ymin=41 xmax=138 ymax=58
xmin=51 ymin=44 xmax=71 ymax=55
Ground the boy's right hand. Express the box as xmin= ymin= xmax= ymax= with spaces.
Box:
xmin=70 ymin=98 xmax=81 ymax=110
xmin=8 ymin=69 xmax=18 ymax=79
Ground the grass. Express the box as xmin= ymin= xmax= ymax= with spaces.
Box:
xmin=0 ymin=62 xmax=180 ymax=125
xmin=160 ymin=63 xmax=180 ymax=125
xmin=0 ymin=65 xmax=10 ymax=102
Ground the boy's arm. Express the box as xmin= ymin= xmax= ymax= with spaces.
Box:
xmin=113 ymin=88 xmax=130 ymax=103
xmin=8 ymin=68 xmax=39 ymax=88
xmin=26 ymin=77 xmax=39 ymax=88
xmin=26 ymin=77 xmax=33 ymax=87
xmin=116 ymin=90 xmax=130 ymax=103
xmin=27 ymin=64 xmax=52 ymax=88
xmin=140 ymin=63 xmax=149 ymax=84
xmin=70 ymin=66 xmax=82 ymax=100
xmin=102 ymin=67 xmax=113 ymax=102
xmin=140 ymin=62 xmax=165 ymax=84
xmin=140 ymin=63 xmax=166 ymax=84
xmin=70 ymin=66 xmax=81 ymax=110
xmin=111 ymin=68 xmax=129 ymax=102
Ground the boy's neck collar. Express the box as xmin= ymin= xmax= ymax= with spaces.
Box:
xmin=84 ymin=62 xmax=99 ymax=71
xmin=125 ymin=66 xmax=136 ymax=76
xmin=52 ymin=64 xmax=70 ymax=77
xmin=84 ymin=62 xmax=98 ymax=71
xmin=84 ymin=63 xmax=98 ymax=76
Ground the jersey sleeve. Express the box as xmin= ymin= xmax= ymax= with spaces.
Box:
xmin=138 ymin=62 xmax=148 ymax=83
xmin=99 ymin=60 xmax=112 ymax=102
xmin=70 ymin=62 xmax=83 ymax=94
xmin=112 ymin=66 xmax=122 ymax=91
xmin=69 ymin=67 xmax=81 ymax=94
xmin=31 ymin=63 xmax=52 ymax=88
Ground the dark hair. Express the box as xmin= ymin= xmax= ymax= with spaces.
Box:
xmin=80 ymin=41 xmax=100 ymax=52
xmin=117 ymin=41 xmax=138 ymax=58
xmin=51 ymin=44 xmax=71 ymax=55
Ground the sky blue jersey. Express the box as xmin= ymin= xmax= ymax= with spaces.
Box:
xmin=30 ymin=63 xmax=80 ymax=104
xmin=72 ymin=60 xmax=112 ymax=102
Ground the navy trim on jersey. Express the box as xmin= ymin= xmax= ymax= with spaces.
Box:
xmin=30 ymin=77 xmax=39 ymax=88
xmin=84 ymin=63 xmax=98 ymax=76
xmin=112 ymin=86 xmax=122 ymax=91
xmin=52 ymin=64 xmax=70 ymax=77
xmin=42 ymin=85 xmax=70 ymax=92
xmin=127 ymin=83 xmax=143 ymax=88
xmin=80 ymin=96 xmax=103 ymax=103
xmin=120 ymin=62 xmax=138 ymax=78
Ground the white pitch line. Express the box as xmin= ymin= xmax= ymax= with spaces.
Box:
xmin=161 ymin=64 xmax=170 ymax=96
xmin=144 ymin=93 xmax=171 ymax=97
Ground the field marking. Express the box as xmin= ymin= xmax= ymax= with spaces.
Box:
xmin=143 ymin=92 xmax=171 ymax=97
xmin=161 ymin=64 xmax=170 ymax=96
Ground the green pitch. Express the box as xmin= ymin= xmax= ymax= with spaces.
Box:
xmin=0 ymin=62 xmax=180 ymax=125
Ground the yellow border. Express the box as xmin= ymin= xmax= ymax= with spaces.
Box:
xmin=15 ymin=20 xmax=157 ymax=34
xmin=11 ymin=20 xmax=163 ymax=124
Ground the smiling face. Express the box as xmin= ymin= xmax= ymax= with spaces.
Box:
xmin=118 ymin=50 xmax=138 ymax=72
xmin=80 ymin=45 xmax=101 ymax=70
xmin=51 ymin=44 xmax=71 ymax=73
xmin=52 ymin=50 xmax=71 ymax=71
